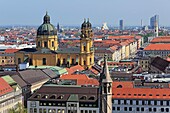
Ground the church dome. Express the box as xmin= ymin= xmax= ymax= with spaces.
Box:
xmin=87 ymin=18 xmax=92 ymax=28
xmin=37 ymin=12 xmax=57 ymax=36
xmin=81 ymin=19 xmax=87 ymax=29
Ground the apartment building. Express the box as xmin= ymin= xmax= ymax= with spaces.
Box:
xmin=27 ymin=82 xmax=99 ymax=113
xmin=0 ymin=78 xmax=22 ymax=113
xmin=143 ymin=44 xmax=170 ymax=58
xmin=0 ymin=49 xmax=19 ymax=66
xmin=112 ymin=81 xmax=170 ymax=113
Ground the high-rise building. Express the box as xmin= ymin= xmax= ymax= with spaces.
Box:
xmin=154 ymin=20 xmax=159 ymax=37
xmin=150 ymin=15 xmax=159 ymax=29
xmin=57 ymin=23 xmax=60 ymax=32
xmin=119 ymin=20 xmax=124 ymax=30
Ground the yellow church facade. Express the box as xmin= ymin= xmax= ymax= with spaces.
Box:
xmin=15 ymin=13 xmax=94 ymax=69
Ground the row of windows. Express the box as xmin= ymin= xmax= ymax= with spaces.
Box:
xmin=34 ymin=94 xmax=64 ymax=99
xmin=113 ymin=93 xmax=169 ymax=97
xmin=113 ymin=99 xmax=170 ymax=106
xmin=1 ymin=60 xmax=14 ymax=63
xmin=30 ymin=108 xmax=65 ymax=113
xmin=38 ymin=102 xmax=97 ymax=108
xmin=0 ymin=56 xmax=14 ymax=59
xmin=113 ymin=106 xmax=170 ymax=112
xmin=145 ymin=51 xmax=170 ymax=56
xmin=39 ymin=102 xmax=65 ymax=107
xmin=34 ymin=94 xmax=95 ymax=100
xmin=80 ymin=103 xmax=97 ymax=107
xmin=141 ymin=65 xmax=148 ymax=68
xmin=141 ymin=61 xmax=148 ymax=64
xmin=19 ymin=57 xmax=92 ymax=66
xmin=38 ymin=41 xmax=55 ymax=48
xmin=80 ymin=110 xmax=96 ymax=113
xmin=30 ymin=108 xmax=97 ymax=113
xmin=0 ymin=98 xmax=21 ymax=113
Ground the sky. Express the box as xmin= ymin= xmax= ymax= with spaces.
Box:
xmin=0 ymin=0 xmax=169 ymax=26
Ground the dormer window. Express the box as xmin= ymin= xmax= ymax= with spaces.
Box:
xmin=34 ymin=94 xmax=41 ymax=99
xmin=50 ymin=95 xmax=56 ymax=99
xmin=80 ymin=95 xmax=87 ymax=100
xmin=42 ymin=95 xmax=48 ymax=99
xmin=89 ymin=96 xmax=95 ymax=100
xmin=57 ymin=95 xmax=64 ymax=99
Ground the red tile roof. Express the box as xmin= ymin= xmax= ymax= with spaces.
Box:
xmin=112 ymin=81 xmax=170 ymax=100
xmin=5 ymin=49 xmax=20 ymax=53
xmin=151 ymin=36 xmax=170 ymax=43
xmin=101 ymin=61 xmax=136 ymax=67
xmin=112 ymin=81 xmax=134 ymax=88
xmin=61 ymin=74 xmax=89 ymax=80
xmin=0 ymin=78 xmax=13 ymax=96
xmin=89 ymin=68 xmax=100 ymax=75
xmin=144 ymin=44 xmax=170 ymax=50
xmin=108 ymin=35 xmax=135 ymax=39
xmin=60 ymin=74 xmax=99 ymax=85
xmin=110 ymin=46 xmax=118 ymax=51
xmin=167 ymin=57 xmax=170 ymax=62
xmin=66 ymin=65 xmax=84 ymax=74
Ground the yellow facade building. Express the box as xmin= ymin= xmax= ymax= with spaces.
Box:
xmin=15 ymin=13 xmax=94 ymax=69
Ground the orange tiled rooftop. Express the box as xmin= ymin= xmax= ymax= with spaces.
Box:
xmin=112 ymin=81 xmax=170 ymax=100
xmin=151 ymin=36 xmax=170 ymax=43
xmin=144 ymin=43 xmax=170 ymax=50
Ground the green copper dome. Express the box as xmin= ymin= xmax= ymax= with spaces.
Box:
xmin=37 ymin=12 xmax=57 ymax=36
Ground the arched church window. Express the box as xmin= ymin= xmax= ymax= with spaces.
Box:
xmin=57 ymin=59 xmax=60 ymax=66
xmin=84 ymin=46 xmax=86 ymax=51
xmin=29 ymin=59 xmax=33 ymax=65
xmin=63 ymin=58 xmax=66 ymax=65
xmin=103 ymin=83 xmax=107 ymax=93
xmin=18 ymin=58 xmax=21 ymax=64
xmin=44 ymin=41 xmax=48 ymax=48
xmin=52 ymin=41 xmax=54 ymax=47
xmin=38 ymin=41 xmax=40 ymax=47
xmin=42 ymin=58 xmax=46 ymax=65
xmin=72 ymin=59 xmax=74 ymax=65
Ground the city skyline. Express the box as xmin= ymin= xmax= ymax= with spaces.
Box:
xmin=0 ymin=0 xmax=169 ymax=26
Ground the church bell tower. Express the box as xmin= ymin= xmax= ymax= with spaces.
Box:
xmin=99 ymin=54 xmax=113 ymax=113
xmin=80 ymin=19 xmax=94 ymax=69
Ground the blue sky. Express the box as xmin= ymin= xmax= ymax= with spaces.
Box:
xmin=0 ymin=0 xmax=169 ymax=26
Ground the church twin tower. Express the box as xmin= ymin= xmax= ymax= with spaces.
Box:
xmin=80 ymin=19 xmax=94 ymax=69
xmin=36 ymin=12 xmax=94 ymax=69
xmin=16 ymin=12 xmax=94 ymax=69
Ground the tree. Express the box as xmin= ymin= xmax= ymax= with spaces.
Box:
xmin=8 ymin=102 xmax=27 ymax=113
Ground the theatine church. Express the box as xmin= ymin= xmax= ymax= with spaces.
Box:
xmin=15 ymin=12 xmax=94 ymax=69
